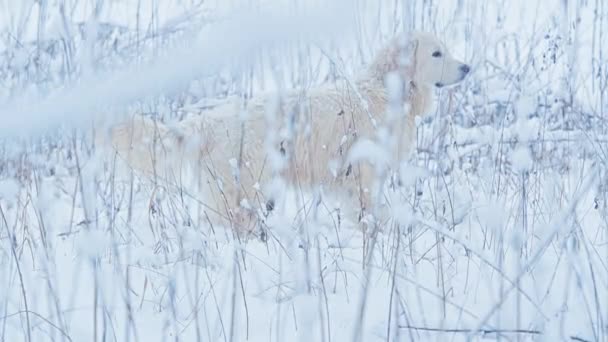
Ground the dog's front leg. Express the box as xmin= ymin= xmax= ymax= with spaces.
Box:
xmin=355 ymin=162 xmax=376 ymax=222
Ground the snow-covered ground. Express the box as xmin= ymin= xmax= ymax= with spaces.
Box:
xmin=0 ymin=1 xmax=606 ymax=341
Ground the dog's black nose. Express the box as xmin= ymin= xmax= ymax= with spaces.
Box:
xmin=460 ymin=64 xmax=471 ymax=74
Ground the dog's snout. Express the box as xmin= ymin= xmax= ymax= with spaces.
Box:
xmin=460 ymin=64 xmax=471 ymax=74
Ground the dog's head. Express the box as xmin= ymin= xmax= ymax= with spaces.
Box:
xmin=369 ymin=31 xmax=470 ymax=89
xmin=411 ymin=32 xmax=470 ymax=88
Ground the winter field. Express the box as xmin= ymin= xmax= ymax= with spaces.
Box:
xmin=0 ymin=0 xmax=607 ymax=341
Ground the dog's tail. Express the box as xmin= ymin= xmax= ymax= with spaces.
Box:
xmin=95 ymin=115 xmax=192 ymax=178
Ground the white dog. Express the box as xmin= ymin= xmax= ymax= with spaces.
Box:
xmin=99 ymin=31 xmax=470 ymax=234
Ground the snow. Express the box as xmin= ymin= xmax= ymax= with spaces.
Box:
xmin=348 ymin=139 xmax=390 ymax=173
xmin=0 ymin=1 xmax=607 ymax=342
xmin=0 ymin=0 xmax=357 ymax=138
xmin=0 ymin=178 xmax=19 ymax=202
xmin=511 ymin=146 xmax=534 ymax=173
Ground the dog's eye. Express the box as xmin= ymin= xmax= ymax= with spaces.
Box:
xmin=432 ymin=51 xmax=442 ymax=58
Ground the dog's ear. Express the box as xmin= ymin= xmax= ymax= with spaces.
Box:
xmin=405 ymin=35 xmax=419 ymax=79
xmin=394 ymin=34 xmax=418 ymax=74
xmin=395 ymin=34 xmax=418 ymax=57
xmin=367 ymin=34 xmax=417 ymax=82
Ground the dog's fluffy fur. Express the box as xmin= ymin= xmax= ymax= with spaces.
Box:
xmin=99 ymin=31 xmax=470 ymax=232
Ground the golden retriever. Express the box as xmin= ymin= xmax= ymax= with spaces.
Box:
xmin=99 ymin=31 xmax=470 ymax=234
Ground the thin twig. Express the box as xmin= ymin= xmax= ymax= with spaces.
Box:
xmin=398 ymin=325 xmax=591 ymax=342
xmin=0 ymin=205 xmax=32 ymax=342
